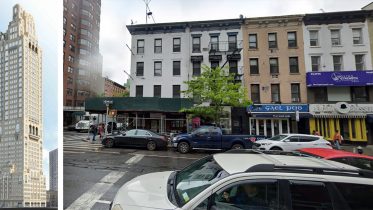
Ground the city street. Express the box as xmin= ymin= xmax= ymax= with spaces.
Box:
xmin=63 ymin=130 xmax=208 ymax=210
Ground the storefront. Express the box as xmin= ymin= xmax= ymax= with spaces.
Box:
xmin=309 ymin=103 xmax=373 ymax=143
xmin=247 ymin=104 xmax=309 ymax=137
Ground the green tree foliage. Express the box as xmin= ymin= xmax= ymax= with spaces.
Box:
xmin=182 ymin=65 xmax=251 ymax=125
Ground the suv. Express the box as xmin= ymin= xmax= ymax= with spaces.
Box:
xmin=254 ymin=133 xmax=332 ymax=151
xmin=111 ymin=150 xmax=373 ymax=210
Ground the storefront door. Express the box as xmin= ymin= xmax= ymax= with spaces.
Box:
xmin=250 ymin=118 xmax=290 ymax=137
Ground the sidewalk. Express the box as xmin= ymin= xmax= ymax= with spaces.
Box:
xmin=341 ymin=145 xmax=373 ymax=156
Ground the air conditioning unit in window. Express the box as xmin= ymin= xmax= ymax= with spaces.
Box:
xmin=271 ymin=74 xmax=279 ymax=78
xmin=292 ymin=98 xmax=300 ymax=102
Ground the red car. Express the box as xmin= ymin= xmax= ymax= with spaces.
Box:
xmin=298 ymin=148 xmax=373 ymax=171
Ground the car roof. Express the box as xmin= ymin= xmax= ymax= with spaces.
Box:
xmin=213 ymin=150 xmax=363 ymax=176
xmin=298 ymin=148 xmax=373 ymax=160
xmin=277 ymin=133 xmax=323 ymax=138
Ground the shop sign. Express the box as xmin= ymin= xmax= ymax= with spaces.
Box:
xmin=306 ymin=70 xmax=373 ymax=87
xmin=309 ymin=103 xmax=373 ymax=115
xmin=252 ymin=114 xmax=293 ymax=118
xmin=248 ymin=104 xmax=309 ymax=113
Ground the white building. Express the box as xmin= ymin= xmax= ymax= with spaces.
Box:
xmin=0 ymin=5 xmax=46 ymax=207
xmin=49 ymin=149 xmax=57 ymax=192
xmin=127 ymin=19 xmax=244 ymax=98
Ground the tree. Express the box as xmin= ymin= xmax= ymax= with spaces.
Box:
xmin=182 ymin=65 xmax=251 ymax=126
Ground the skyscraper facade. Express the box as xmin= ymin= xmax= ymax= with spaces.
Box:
xmin=63 ymin=0 xmax=103 ymax=126
xmin=0 ymin=4 xmax=46 ymax=207
xmin=49 ymin=149 xmax=58 ymax=192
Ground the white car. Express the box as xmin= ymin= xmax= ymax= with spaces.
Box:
xmin=111 ymin=150 xmax=373 ymax=210
xmin=75 ymin=120 xmax=92 ymax=132
xmin=253 ymin=133 xmax=332 ymax=151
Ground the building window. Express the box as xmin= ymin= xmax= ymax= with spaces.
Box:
xmin=229 ymin=61 xmax=238 ymax=74
xmin=154 ymin=61 xmax=162 ymax=76
xmin=311 ymin=56 xmax=321 ymax=72
xmin=136 ymin=62 xmax=144 ymax=76
xmin=173 ymin=38 xmax=181 ymax=52
xmin=137 ymin=39 xmax=144 ymax=54
xmin=352 ymin=28 xmax=363 ymax=44
xmin=355 ymin=54 xmax=365 ymax=70
xmin=210 ymin=36 xmax=219 ymax=51
xmin=251 ymin=84 xmax=260 ymax=103
xmin=269 ymin=58 xmax=279 ymax=74
xmin=67 ymin=66 xmax=73 ymax=73
xmin=63 ymin=17 xmax=66 ymax=25
xmin=333 ymin=55 xmax=343 ymax=71
xmin=192 ymin=37 xmax=200 ymax=53
xmin=309 ymin=30 xmax=319 ymax=46
xmin=291 ymin=84 xmax=300 ymax=102
xmin=211 ymin=61 xmax=219 ymax=69
xmin=136 ymin=86 xmax=143 ymax=97
xmin=67 ymin=77 xmax=73 ymax=84
xmin=70 ymin=34 xmax=75 ymax=42
xmin=250 ymin=58 xmax=259 ymax=74
xmin=193 ymin=61 xmax=201 ymax=76
xmin=173 ymin=85 xmax=180 ymax=98
xmin=68 ymin=55 xmax=74 ymax=63
xmin=249 ymin=34 xmax=257 ymax=49
xmin=154 ymin=85 xmax=161 ymax=97
xmin=67 ymin=88 xmax=73 ymax=96
xmin=331 ymin=29 xmax=341 ymax=46
xmin=351 ymin=86 xmax=368 ymax=102
xmin=69 ymin=44 xmax=75 ymax=52
xmin=228 ymin=34 xmax=237 ymax=51
xmin=289 ymin=57 xmax=299 ymax=73
xmin=154 ymin=39 xmax=162 ymax=53
xmin=268 ymin=33 xmax=277 ymax=48
xmin=314 ymin=88 xmax=328 ymax=102
xmin=271 ymin=84 xmax=280 ymax=103
xmin=71 ymin=23 xmax=76 ymax=31
xmin=288 ymin=31 xmax=297 ymax=48
xmin=173 ymin=61 xmax=181 ymax=76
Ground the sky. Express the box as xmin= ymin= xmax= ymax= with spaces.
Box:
xmin=100 ymin=0 xmax=373 ymax=85
xmin=0 ymin=0 xmax=60 ymax=190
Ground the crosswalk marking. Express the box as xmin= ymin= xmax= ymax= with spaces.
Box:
xmin=64 ymin=131 xmax=103 ymax=152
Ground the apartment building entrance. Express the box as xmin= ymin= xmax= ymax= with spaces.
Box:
xmin=249 ymin=118 xmax=290 ymax=137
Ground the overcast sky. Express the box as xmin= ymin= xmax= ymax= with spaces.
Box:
xmin=0 ymin=0 xmax=59 ymax=190
xmin=100 ymin=0 xmax=373 ymax=85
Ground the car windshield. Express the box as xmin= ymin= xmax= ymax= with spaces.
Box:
xmin=267 ymin=135 xmax=288 ymax=141
xmin=175 ymin=156 xmax=228 ymax=206
xmin=332 ymin=157 xmax=373 ymax=171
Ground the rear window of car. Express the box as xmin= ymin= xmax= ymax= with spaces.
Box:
xmin=332 ymin=157 xmax=373 ymax=171
xmin=334 ymin=182 xmax=373 ymax=209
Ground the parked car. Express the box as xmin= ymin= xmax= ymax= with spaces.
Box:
xmin=298 ymin=148 xmax=373 ymax=171
xmin=75 ymin=120 xmax=92 ymax=132
xmin=253 ymin=133 xmax=332 ymax=151
xmin=110 ymin=149 xmax=373 ymax=210
xmin=172 ymin=126 xmax=266 ymax=154
xmin=102 ymin=129 xmax=168 ymax=150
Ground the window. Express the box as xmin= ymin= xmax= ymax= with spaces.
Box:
xmin=193 ymin=61 xmax=201 ymax=76
xmin=333 ymin=55 xmax=343 ymax=71
xmin=351 ymin=86 xmax=369 ymax=102
xmin=311 ymin=56 xmax=320 ymax=72
xmin=192 ymin=37 xmax=201 ymax=52
xmin=154 ymin=61 xmax=162 ymax=76
xmin=309 ymin=30 xmax=319 ymax=46
xmin=228 ymin=34 xmax=237 ymax=51
xmin=271 ymin=84 xmax=280 ymax=103
xmin=210 ymin=36 xmax=219 ymax=51
xmin=135 ymin=85 xmax=143 ymax=97
xmin=291 ymin=84 xmax=300 ymax=102
xmin=173 ymin=61 xmax=180 ymax=76
xmin=63 ymin=17 xmax=66 ymax=25
xmin=67 ymin=88 xmax=73 ymax=96
xmin=67 ymin=66 xmax=73 ymax=73
xmin=137 ymin=39 xmax=144 ymax=54
xmin=136 ymin=62 xmax=144 ymax=76
xmin=268 ymin=33 xmax=277 ymax=48
xmin=211 ymin=61 xmax=219 ymax=69
xmin=249 ymin=34 xmax=257 ymax=49
xmin=153 ymin=85 xmax=161 ymax=97
xmin=290 ymin=181 xmax=333 ymax=210
xmin=331 ymin=29 xmax=341 ymax=46
xmin=173 ymin=85 xmax=180 ymax=98
xmin=154 ymin=39 xmax=162 ymax=53
xmin=289 ymin=57 xmax=299 ymax=73
xmin=250 ymin=58 xmax=259 ymax=74
xmin=69 ymin=34 xmax=75 ymax=42
xmin=352 ymin=28 xmax=363 ymax=44
xmin=68 ymin=55 xmax=74 ymax=63
xmin=229 ymin=61 xmax=238 ymax=74
xmin=269 ymin=58 xmax=279 ymax=74
xmin=69 ymin=44 xmax=75 ymax=52
xmin=314 ymin=88 xmax=327 ymax=102
xmin=355 ymin=54 xmax=365 ymax=70
xmin=71 ymin=23 xmax=76 ymax=31
xmin=251 ymin=84 xmax=260 ymax=103
xmin=173 ymin=38 xmax=181 ymax=52
xmin=334 ymin=183 xmax=373 ymax=210
xmin=288 ymin=31 xmax=297 ymax=47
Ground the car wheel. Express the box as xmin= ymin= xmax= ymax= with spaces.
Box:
xmin=147 ymin=140 xmax=156 ymax=151
xmin=178 ymin=142 xmax=190 ymax=154
xmin=105 ymin=138 xmax=114 ymax=148
xmin=231 ymin=143 xmax=244 ymax=150
xmin=270 ymin=146 xmax=282 ymax=151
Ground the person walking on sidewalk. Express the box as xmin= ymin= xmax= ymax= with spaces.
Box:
xmin=90 ymin=124 xmax=98 ymax=142
xmin=333 ymin=130 xmax=342 ymax=150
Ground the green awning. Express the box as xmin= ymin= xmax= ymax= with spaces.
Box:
xmin=71 ymin=111 xmax=86 ymax=116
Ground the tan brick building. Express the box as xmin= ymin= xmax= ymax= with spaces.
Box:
xmin=104 ymin=77 xmax=128 ymax=97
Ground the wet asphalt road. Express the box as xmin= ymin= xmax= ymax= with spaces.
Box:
xmin=63 ymin=131 xmax=211 ymax=209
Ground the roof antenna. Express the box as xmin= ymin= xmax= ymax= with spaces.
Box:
xmin=144 ymin=0 xmax=155 ymax=24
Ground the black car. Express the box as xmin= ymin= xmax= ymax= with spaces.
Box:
xmin=102 ymin=129 xmax=168 ymax=150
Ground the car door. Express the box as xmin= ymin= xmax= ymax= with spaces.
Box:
xmin=131 ymin=130 xmax=149 ymax=147
xmin=192 ymin=127 xmax=211 ymax=148
xmin=298 ymin=136 xmax=317 ymax=149
xmin=208 ymin=127 xmax=222 ymax=149
xmin=281 ymin=136 xmax=300 ymax=151
xmin=117 ymin=129 xmax=136 ymax=146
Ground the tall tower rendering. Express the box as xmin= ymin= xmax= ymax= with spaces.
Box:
xmin=49 ymin=149 xmax=58 ymax=192
xmin=63 ymin=0 xmax=103 ymax=126
xmin=0 ymin=4 xmax=46 ymax=207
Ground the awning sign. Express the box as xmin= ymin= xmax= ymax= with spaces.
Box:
xmin=247 ymin=104 xmax=309 ymax=113
xmin=306 ymin=70 xmax=373 ymax=87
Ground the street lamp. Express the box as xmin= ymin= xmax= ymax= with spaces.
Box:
xmin=103 ymin=100 xmax=113 ymax=137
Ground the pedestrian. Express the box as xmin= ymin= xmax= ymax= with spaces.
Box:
xmin=98 ymin=123 xmax=104 ymax=140
xmin=90 ymin=124 xmax=97 ymax=142
xmin=312 ymin=130 xmax=320 ymax=136
xmin=333 ymin=130 xmax=342 ymax=150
